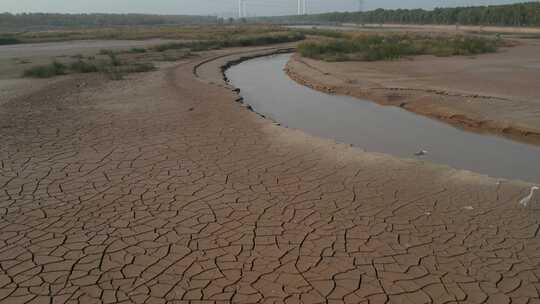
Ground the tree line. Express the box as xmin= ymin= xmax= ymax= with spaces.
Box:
xmin=0 ymin=13 xmax=219 ymax=30
xmin=255 ymin=2 xmax=540 ymax=27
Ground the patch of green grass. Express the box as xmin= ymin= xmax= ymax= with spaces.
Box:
xmin=23 ymin=61 xmax=67 ymax=78
xmin=298 ymin=34 xmax=501 ymax=62
xmin=128 ymin=47 xmax=147 ymax=53
xmin=0 ymin=37 xmax=20 ymax=45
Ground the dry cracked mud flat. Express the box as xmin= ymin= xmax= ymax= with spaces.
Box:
xmin=1 ymin=46 xmax=540 ymax=304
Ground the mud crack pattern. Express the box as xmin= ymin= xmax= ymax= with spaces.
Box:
xmin=1 ymin=51 xmax=539 ymax=304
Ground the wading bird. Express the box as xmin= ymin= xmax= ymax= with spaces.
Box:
xmin=519 ymin=186 xmax=539 ymax=208
xmin=415 ymin=149 xmax=428 ymax=157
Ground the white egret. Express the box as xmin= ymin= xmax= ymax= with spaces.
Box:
xmin=519 ymin=186 xmax=539 ymax=208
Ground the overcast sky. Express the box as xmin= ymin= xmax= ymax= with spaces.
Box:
xmin=1 ymin=0 xmax=533 ymax=17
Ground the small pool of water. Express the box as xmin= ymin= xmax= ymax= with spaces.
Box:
xmin=226 ymin=54 xmax=540 ymax=183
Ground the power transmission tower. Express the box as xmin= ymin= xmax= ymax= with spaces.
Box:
xmin=358 ymin=0 xmax=365 ymax=26
xmin=238 ymin=0 xmax=242 ymax=18
xmin=297 ymin=0 xmax=307 ymax=15
xmin=358 ymin=0 xmax=365 ymax=12
xmin=238 ymin=0 xmax=248 ymax=18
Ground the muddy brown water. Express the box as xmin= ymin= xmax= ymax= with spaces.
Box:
xmin=226 ymin=54 xmax=540 ymax=183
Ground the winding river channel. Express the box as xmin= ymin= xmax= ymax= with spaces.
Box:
xmin=226 ymin=53 xmax=540 ymax=183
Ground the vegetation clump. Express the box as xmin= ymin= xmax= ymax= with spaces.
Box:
xmin=154 ymin=32 xmax=305 ymax=52
xmin=0 ymin=36 xmax=20 ymax=45
xmin=23 ymin=61 xmax=66 ymax=78
xmin=20 ymin=29 xmax=305 ymax=79
xmin=24 ymin=55 xmax=155 ymax=78
xmin=298 ymin=34 xmax=502 ymax=62
xmin=229 ymin=32 xmax=305 ymax=46
xmin=69 ymin=60 xmax=99 ymax=73
xmin=99 ymin=49 xmax=116 ymax=55
xmin=107 ymin=53 xmax=122 ymax=66
xmin=128 ymin=47 xmax=147 ymax=53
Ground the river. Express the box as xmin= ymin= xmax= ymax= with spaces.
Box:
xmin=226 ymin=53 xmax=540 ymax=183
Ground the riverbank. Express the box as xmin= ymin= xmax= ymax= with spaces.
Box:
xmin=285 ymin=39 xmax=540 ymax=146
xmin=1 ymin=43 xmax=539 ymax=303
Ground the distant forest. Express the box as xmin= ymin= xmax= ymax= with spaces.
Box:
xmin=255 ymin=2 xmax=540 ymax=27
xmin=0 ymin=13 xmax=219 ymax=30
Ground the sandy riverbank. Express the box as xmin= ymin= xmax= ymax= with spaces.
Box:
xmin=0 ymin=44 xmax=539 ymax=303
xmin=285 ymin=40 xmax=540 ymax=146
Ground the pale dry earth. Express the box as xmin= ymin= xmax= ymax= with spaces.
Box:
xmin=1 ymin=44 xmax=540 ymax=304
xmin=286 ymin=40 xmax=540 ymax=145
xmin=0 ymin=39 xmax=179 ymax=59
xmin=0 ymin=39 xmax=180 ymax=80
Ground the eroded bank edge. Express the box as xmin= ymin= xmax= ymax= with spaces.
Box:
xmin=194 ymin=47 xmax=295 ymax=125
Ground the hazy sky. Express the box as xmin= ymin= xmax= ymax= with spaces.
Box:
xmin=1 ymin=0 xmax=533 ymax=17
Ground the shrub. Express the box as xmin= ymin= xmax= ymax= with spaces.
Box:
xmin=108 ymin=53 xmax=121 ymax=66
xmin=128 ymin=47 xmax=147 ymax=53
xmin=0 ymin=37 xmax=20 ymax=45
xmin=23 ymin=61 xmax=66 ymax=78
xmin=99 ymin=49 xmax=116 ymax=55
xmin=298 ymin=34 xmax=501 ymax=62
xmin=69 ymin=60 xmax=99 ymax=73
